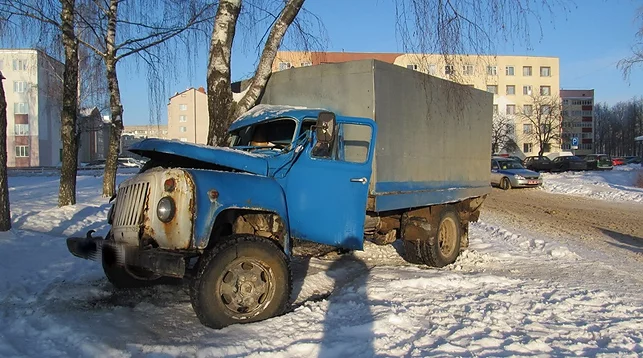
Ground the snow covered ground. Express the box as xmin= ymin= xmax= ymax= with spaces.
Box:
xmin=540 ymin=164 xmax=643 ymax=202
xmin=1 ymin=172 xmax=642 ymax=357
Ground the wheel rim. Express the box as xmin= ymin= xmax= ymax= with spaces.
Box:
xmin=502 ymin=178 xmax=509 ymax=189
xmin=217 ymin=258 xmax=275 ymax=316
xmin=438 ymin=216 xmax=457 ymax=257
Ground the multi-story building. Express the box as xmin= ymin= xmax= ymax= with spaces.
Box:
xmin=122 ymin=124 xmax=168 ymax=139
xmin=274 ymin=51 xmax=561 ymax=157
xmin=167 ymin=87 xmax=209 ymax=144
xmin=0 ymin=49 xmax=63 ymax=167
xmin=560 ymin=89 xmax=594 ymax=156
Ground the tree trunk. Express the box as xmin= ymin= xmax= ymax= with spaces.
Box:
xmin=206 ymin=0 xmax=305 ymax=146
xmin=58 ymin=0 xmax=80 ymax=207
xmin=102 ymin=0 xmax=122 ymax=197
xmin=0 ymin=72 xmax=11 ymax=231
xmin=206 ymin=0 xmax=242 ymax=146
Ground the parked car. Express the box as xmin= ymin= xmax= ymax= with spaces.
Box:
xmin=118 ymin=157 xmax=144 ymax=168
xmin=612 ymin=157 xmax=626 ymax=166
xmin=523 ymin=156 xmax=553 ymax=172
xmin=584 ymin=154 xmax=613 ymax=170
xmin=491 ymin=158 xmax=542 ymax=190
xmin=83 ymin=159 xmax=106 ymax=169
xmin=624 ymin=156 xmax=641 ymax=165
xmin=551 ymin=156 xmax=587 ymax=172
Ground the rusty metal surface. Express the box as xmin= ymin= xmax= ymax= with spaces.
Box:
xmin=112 ymin=168 xmax=195 ymax=250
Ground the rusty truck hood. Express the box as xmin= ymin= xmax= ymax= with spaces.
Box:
xmin=128 ymin=138 xmax=270 ymax=176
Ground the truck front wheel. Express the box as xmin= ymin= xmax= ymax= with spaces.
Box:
xmin=190 ymin=235 xmax=292 ymax=329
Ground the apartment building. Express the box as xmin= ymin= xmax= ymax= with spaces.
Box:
xmin=167 ymin=87 xmax=209 ymax=144
xmin=122 ymin=124 xmax=168 ymax=139
xmin=0 ymin=49 xmax=63 ymax=167
xmin=274 ymin=51 xmax=561 ymax=157
xmin=560 ymin=89 xmax=594 ymax=156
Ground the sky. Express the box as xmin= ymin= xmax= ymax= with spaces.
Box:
xmin=118 ymin=0 xmax=643 ymax=125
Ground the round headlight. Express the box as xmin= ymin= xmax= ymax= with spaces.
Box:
xmin=157 ymin=196 xmax=175 ymax=223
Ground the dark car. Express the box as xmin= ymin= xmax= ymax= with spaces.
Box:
xmin=551 ymin=156 xmax=587 ymax=172
xmin=523 ymin=156 xmax=553 ymax=172
xmin=624 ymin=156 xmax=641 ymax=164
xmin=585 ymin=154 xmax=613 ymax=171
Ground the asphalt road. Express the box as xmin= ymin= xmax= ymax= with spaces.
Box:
xmin=483 ymin=188 xmax=643 ymax=262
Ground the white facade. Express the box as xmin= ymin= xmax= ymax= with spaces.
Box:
xmin=0 ymin=49 xmax=63 ymax=167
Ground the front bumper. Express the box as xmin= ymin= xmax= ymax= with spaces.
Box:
xmin=512 ymin=178 xmax=542 ymax=187
xmin=66 ymin=232 xmax=187 ymax=278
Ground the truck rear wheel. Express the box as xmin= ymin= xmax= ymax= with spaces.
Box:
xmin=403 ymin=209 xmax=462 ymax=267
xmin=190 ymin=235 xmax=291 ymax=329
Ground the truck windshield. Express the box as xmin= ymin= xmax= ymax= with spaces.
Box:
xmin=228 ymin=118 xmax=297 ymax=149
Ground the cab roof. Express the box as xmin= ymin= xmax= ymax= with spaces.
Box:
xmin=228 ymin=104 xmax=327 ymax=132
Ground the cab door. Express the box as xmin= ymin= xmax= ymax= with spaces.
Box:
xmin=283 ymin=118 xmax=376 ymax=250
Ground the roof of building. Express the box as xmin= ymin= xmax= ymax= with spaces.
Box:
xmin=169 ymin=86 xmax=206 ymax=100
xmin=560 ymin=89 xmax=595 ymax=98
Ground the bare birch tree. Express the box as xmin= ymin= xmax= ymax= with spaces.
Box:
xmin=517 ymin=95 xmax=563 ymax=157
xmin=0 ymin=0 xmax=83 ymax=206
xmin=206 ymin=0 xmax=306 ymax=146
xmin=0 ymin=71 xmax=10 ymax=231
xmin=618 ymin=6 xmax=643 ymax=78
xmin=74 ymin=0 xmax=215 ymax=197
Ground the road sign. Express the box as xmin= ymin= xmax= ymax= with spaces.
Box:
xmin=571 ymin=137 xmax=579 ymax=150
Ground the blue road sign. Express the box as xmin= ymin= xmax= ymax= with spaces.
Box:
xmin=571 ymin=137 xmax=579 ymax=146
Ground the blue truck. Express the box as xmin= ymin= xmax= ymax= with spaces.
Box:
xmin=67 ymin=60 xmax=493 ymax=328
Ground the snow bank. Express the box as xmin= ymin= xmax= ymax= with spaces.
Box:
xmin=1 ymin=174 xmax=642 ymax=357
xmin=541 ymin=164 xmax=643 ymax=202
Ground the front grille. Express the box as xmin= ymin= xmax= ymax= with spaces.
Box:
xmin=114 ymin=182 xmax=150 ymax=227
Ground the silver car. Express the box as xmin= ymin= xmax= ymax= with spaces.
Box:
xmin=491 ymin=158 xmax=542 ymax=190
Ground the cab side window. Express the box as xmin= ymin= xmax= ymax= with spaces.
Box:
xmin=311 ymin=122 xmax=372 ymax=163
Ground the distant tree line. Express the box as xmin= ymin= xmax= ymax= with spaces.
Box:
xmin=594 ymin=98 xmax=643 ymax=157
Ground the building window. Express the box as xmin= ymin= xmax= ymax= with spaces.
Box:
xmin=179 ymin=104 xmax=187 ymax=111
xmin=14 ymin=124 xmax=29 ymax=135
xmin=428 ymin=64 xmax=437 ymax=75
xmin=487 ymin=66 xmax=497 ymax=76
xmin=506 ymin=66 xmax=515 ymax=76
xmin=14 ymin=102 xmax=28 ymax=114
xmin=506 ymin=85 xmax=515 ymax=95
xmin=180 ymin=137 xmax=188 ymax=142
xmin=278 ymin=62 xmax=291 ymax=71
xmin=493 ymin=104 xmax=498 ymax=113
xmin=540 ymin=86 xmax=551 ymax=96
xmin=301 ymin=61 xmax=312 ymax=67
xmin=540 ymin=66 xmax=551 ymax=77
xmin=407 ymin=64 xmax=418 ymax=70
xmin=581 ymin=110 xmax=592 ymax=116
xmin=542 ymin=105 xmax=551 ymax=115
xmin=463 ymin=64 xmax=474 ymax=75
xmin=523 ymin=124 xmax=533 ymax=134
xmin=523 ymin=104 xmax=533 ymax=115
xmin=13 ymin=81 xmax=28 ymax=93
xmin=563 ymin=99 xmax=569 ymax=105
xmin=179 ymin=126 xmax=187 ymax=133
xmin=523 ymin=66 xmax=532 ymax=76
xmin=523 ymin=85 xmax=532 ymax=95
xmin=444 ymin=65 xmax=455 ymax=75
xmin=486 ymin=85 xmax=498 ymax=94
xmin=523 ymin=143 xmax=533 ymax=153
xmin=179 ymin=115 xmax=187 ymax=122
xmin=506 ymin=104 xmax=516 ymax=115
xmin=13 ymin=59 xmax=27 ymax=71
xmin=15 ymin=146 xmax=30 ymax=157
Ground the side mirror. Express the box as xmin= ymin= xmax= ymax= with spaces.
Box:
xmin=315 ymin=111 xmax=336 ymax=145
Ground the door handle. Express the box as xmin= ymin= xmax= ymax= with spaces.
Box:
xmin=350 ymin=177 xmax=367 ymax=184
